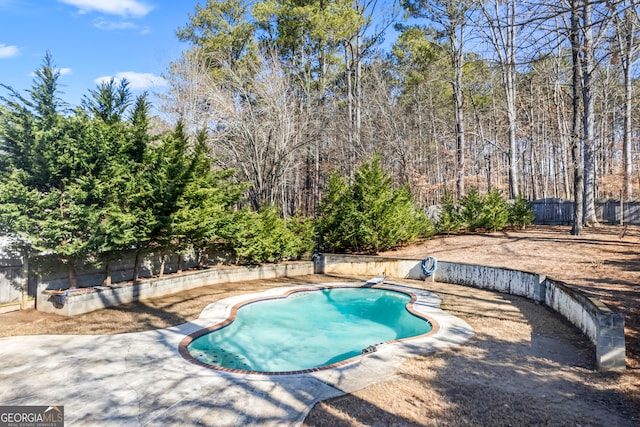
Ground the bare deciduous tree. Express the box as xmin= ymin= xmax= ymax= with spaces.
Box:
xmin=478 ymin=0 xmax=520 ymax=199
xmin=612 ymin=0 xmax=640 ymax=199
xmin=164 ymin=50 xmax=310 ymax=212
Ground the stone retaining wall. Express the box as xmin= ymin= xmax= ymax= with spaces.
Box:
xmin=37 ymin=261 xmax=314 ymax=316
xmin=316 ymin=253 xmax=626 ymax=372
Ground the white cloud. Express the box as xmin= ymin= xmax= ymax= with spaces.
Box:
xmin=58 ymin=0 xmax=153 ymax=18
xmin=95 ymin=72 xmax=167 ymax=90
xmin=93 ymin=18 xmax=137 ymax=31
xmin=0 ymin=43 xmax=20 ymax=58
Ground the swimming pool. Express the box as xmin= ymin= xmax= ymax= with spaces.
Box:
xmin=180 ymin=286 xmax=435 ymax=374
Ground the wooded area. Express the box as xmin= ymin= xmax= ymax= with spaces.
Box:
xmin=2 ymin=0 xmax=640 ymax=276
xmin=162 ymin=0 xmax=640 ymax=235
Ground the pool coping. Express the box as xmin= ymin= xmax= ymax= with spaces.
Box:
xmin=178 ymin=283 xmax=442 ymax=375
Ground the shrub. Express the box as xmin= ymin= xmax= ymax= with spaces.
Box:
xmin=509 ymin=195 xmax=535 ymax=229
xmin=285 ymin=214 xmax=316 ymax=259
xmin=436 ymin=191 xmax=464 ymax=233
xmin=223 ymin=207 xmax=315 ymax=264
xmin=377 ymin=185 xmax=435 ymax=248
xmin=477 ymin=190 xmax=510 ymax=231
xmin=315 ymin=172 xmax=358 ymax=252
xmin=316 ymin=157 xmax=432 ymax=253
xmin=460 ymin=187 xmax=484 ymax=231
xmin=443 ymin=188 xmax=510 ymax=232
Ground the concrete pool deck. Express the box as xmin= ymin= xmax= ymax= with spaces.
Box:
xmin=0 ymin=282 xmax=473 ymax=426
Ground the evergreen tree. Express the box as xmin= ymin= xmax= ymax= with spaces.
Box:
xmin=317 ymin=156 xmax=432 ymax=253
xmin=0 ymin=57 xmax=160 ymax=287
xmin=91 ymin=115 xmax=156 ymax=283
xmin=171 ymin=128 xmax=245 ymax=267
xmin=316 ymin=171 xmax=359 ymax=252
xmin=459 ymin=188 xmax=511 ymax=232
xmin=0 ymin=114 xmax=105 ymax=288
xmin=477 ymin=190 xmax=509 ymax=232
xmin=128 ymin=93 xmax=151 ymax=164
xmin=508 ymin=196 xmax=535 ymax=230
xmin=148 ymin=123 xmax=247 ymax=273
xmin=176 ymin=0 xmax=258 ymax=74
xmin=81 ymin=78 xmax=132 ymax=125
xmin=146 ymin=121 xmax=191 ymax=274
xmin=0 ymin=87 xmax=36 ymax=177
xmin=459 ymin=187 xmax=483 ymax=231
xmin=222 ymin=206 xmax=314 ymax=264
xmin=0 ymin=56 xmax=101 ymax=287
xmin=436 ymin=191 xmax=463 ymax=234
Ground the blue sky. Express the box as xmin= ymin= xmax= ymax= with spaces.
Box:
xmin=0 ymin=0 xmax=199 ymax=108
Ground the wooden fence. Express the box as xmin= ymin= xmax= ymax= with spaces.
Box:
xmin=531 ymin=199 xmax=640 ymax=225
xmin=0 ymin=264 xmax=25 ymax=306
xmin=0 ymin=236 xmax=29 ymax=307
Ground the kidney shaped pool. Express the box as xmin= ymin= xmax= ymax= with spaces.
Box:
xmin=179 ymin=286 xmax=434 ymax=374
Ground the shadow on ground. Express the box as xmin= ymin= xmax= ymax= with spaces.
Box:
xmin=304 ymin=281 xmax=640 ymax=426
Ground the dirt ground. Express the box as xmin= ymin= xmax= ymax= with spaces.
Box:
xmin=380 ymin=224 xmax=640 ymax=371
xmin=1 ymin=225 xmax=639 ymax=426
xmin=305 ymin=225 xmax=640 ymax=426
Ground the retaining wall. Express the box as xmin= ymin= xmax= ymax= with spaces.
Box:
xmin=316 ymin=253 xmax=626 ymax=372
xmin=38 ymin=261 xmax=314 ymax=316
xmin=34 ymin=247 xmax=235 ymax=292
xmin=36 ymin=252 xmax=626 ymax=371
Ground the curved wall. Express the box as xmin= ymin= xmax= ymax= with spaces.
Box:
xmin=316 ymin=253 xmax=626 ymax=372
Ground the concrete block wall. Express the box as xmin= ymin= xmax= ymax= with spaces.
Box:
xmin=38 ymin=261 xmax=314 ymax=316
xmin=545 ymin=277 xmax=625 ymax=371
xmin=597 ymin=312 xmax=626 ymax=371
xmin=318 ymin=253 xmax=626 ymax=372
xmin=34 ymin=247 xmax=235 ymax=292
xmin=435 ymin=261 xmax=546 ymax=302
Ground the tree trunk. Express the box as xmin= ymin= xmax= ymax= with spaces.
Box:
xmin=344 ymin=42 xmax=354 ymax=177
xmin=530 ymin=145 xmax=539 ymax=200
xmin=133 ymin=250 xmax=142 ymax=283
xmin=196 ymin=247 xmax=205 ymax=269
xmin=429 ymin=89 xmax=443 ymax=189
xmin=505 ymin=0 xmax=519 ymax=199
xmin=481 ymin=0 xmax=519 ymax=198
xmin=314 ymin=136 xmax=320 ymax=214
xmin=159 ymin=253 xmax=166 ymax=278
xmin=623 ymin=62 xmax=633 ymax=199
xmin=355 ymin=32 xmax=362 ymax=155
xmin=451 ymin=27 xmax=466 ymax=198
xmin=620 ymin=11 xmax=635 ymax=199
xmin=570 ymin=1 xmax=584 ymax=235
xmin=67 ymin=259 xmax=78 ymax=289
xmin=581 ymin=0 xmax=599 ymax=226
xmin=553 ymin=73 xmax=571 ymax=199
xmin=103 ymin=261 xmax=112 ymax=287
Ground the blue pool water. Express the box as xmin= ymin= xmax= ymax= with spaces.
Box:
xmin=187 ymin=287 xmax=432 ymax=373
